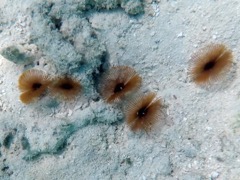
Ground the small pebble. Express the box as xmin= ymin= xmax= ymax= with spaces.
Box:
xmin=150 ymin=31 xmax=156 ymax=36
xmin=211 ymin=171 xmax=219 ymax=179
xmin=177 ymin=32 xmax=185 ymax=38
xmin=212 ymin=35 xmax=217 ymax=39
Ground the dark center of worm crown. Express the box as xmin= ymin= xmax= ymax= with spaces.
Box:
xmin=137 ymin=107 xmax=148 ymax=118
xmin=204 ymin=60 xmax=215 ymax=71
xmin=60 ymin=83 xmax=73 ymax=90
xmin=114 ymin=83 xmax=125 ymax=93
xmin=32 ymin=83 xmax=42 ymax=90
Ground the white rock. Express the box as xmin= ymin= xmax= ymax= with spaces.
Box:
xmin=211 ymin=171 xmax=219 ymax=179
xmin=177 ymin=32 xmax=185 ymax=38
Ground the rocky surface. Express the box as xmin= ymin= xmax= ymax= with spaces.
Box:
xmin=1 ymin=0 xmax=240 ymax=179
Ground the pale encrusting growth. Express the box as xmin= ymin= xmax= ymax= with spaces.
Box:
xmin=77 ymin=0 xmax=144 ymax=15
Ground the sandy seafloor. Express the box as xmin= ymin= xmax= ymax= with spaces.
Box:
xmin=1 ymin=0 xmax=240 ymax=179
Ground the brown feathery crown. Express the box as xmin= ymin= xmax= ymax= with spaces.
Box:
xmin=49 ymin=76 xmax=82 ymax=101
xmin=189 ymin=43 xmax=233 ymax=85
xmin=99 ymin=66 xmax=142 ymax=103
xmin=18 ymin=69 xmax=51 ymax=104
xmin=125 ymin=92 xmax=162 ymax=132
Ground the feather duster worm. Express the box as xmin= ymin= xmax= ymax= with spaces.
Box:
xmin=125 ymin=92 xmax=162 ymax=132
xmin=189 ymin=43 xmax=233 ymax=85
xmin=99 ymin=66 xmax=142 ymax=103
xmin=49 ymin=76 xmax=82 ymax=101
xmin=18 ymin=69 xmax=50 ymax=104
